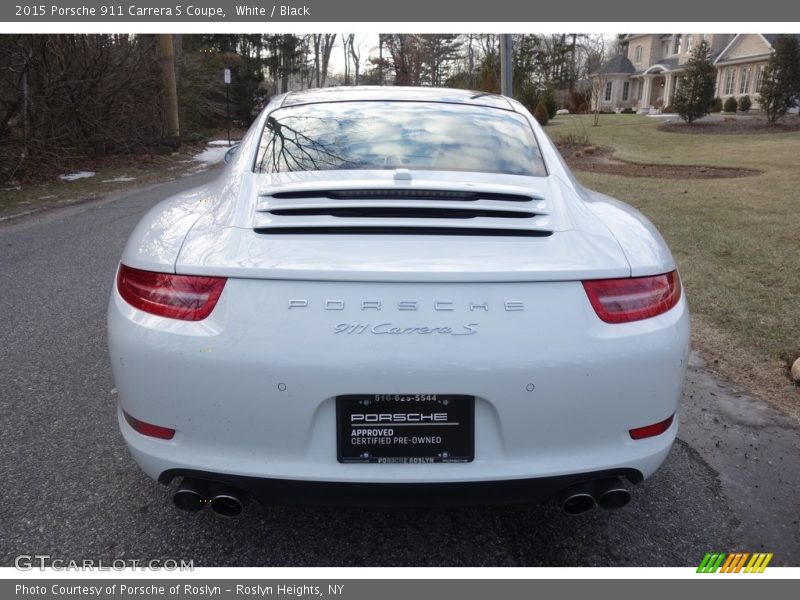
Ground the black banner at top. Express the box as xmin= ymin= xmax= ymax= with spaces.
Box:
xmin=3 ymin=0 xmax=800 ymax=23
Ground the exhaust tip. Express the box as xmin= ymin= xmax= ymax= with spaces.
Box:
xmin=557 ymin=483 xmax=596 ymax=515
xmin=172 ymin=479 xmax=209 ymax=512
xmin=210 ymin=487 xmax=248 ymax=517
xmin=594 ymin=478 xmax=631 ymax=510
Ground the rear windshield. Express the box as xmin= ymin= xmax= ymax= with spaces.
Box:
xmin=254 ymin=100 xmax=547 ymax=177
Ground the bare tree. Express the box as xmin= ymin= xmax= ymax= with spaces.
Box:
xmin=158 ymin=34 xmax=180 ymax=137
xmin=347 ymin=35 xmax=362 ymax=86
xmin=477 ymin=34 xmax=499 ymax=60
xmin=586 ymin=35 xmax=610 ymax=126
xmin=378 ymin=34 xmax=384 ymax=85
xmin=341 ymin=34 xmax=352 ymax=85
xmin=466 ymin=34 xmax=476 ymax=88
xmin=0 ymin=35 xmax=164 ymax=183
xmin=318 ymin=34 xmax=335 ymax=87
xmin=418 ymin=35 xmax=462 ymax=86
xmin=391 ymin=34 xmax=430 ymax=86
xmin=298 ymin=33 xmax=336 ymax=90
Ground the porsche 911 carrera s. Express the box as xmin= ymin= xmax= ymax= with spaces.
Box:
xmin=108 ymin=87 xmax=689 ymax=516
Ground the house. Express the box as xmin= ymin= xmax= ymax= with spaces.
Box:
xmin=593 ymin=34 xmax=799 ymax=113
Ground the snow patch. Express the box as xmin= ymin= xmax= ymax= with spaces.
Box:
xmin=59 ymin=171 xmax=96 ymax=181
xmin=192 ymin=140 xmax=239 ymax=166
xmin=193 ymin=146 xmax=229 ymax=166
xmin=102 ymin=176 xmax=137 ymax=183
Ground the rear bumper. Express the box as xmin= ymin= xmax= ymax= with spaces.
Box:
xmin=158 ymin=467 xmax=644 ymax=507
xmin=109 ymin=277 xmax=689 ymax=488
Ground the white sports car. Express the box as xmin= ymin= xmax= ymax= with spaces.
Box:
xmin=108 ymin=87 xmax=689 ymax=517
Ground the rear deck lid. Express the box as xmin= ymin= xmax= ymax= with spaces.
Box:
xmin=176 ymin=171 xmax=631 ymax=282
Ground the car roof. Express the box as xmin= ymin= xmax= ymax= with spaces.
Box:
xmin=280 ymin=86 xmax=515 ymax=111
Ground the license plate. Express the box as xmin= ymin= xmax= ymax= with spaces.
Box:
xmin=336 ymin=394 xmax=474 ymax=464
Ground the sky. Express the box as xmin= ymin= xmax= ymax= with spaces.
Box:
xmin=324 ymin=33 xmax=380 ymax=76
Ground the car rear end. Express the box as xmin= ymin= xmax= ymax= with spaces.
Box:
xmin=108 ymin=89 xmax=689 ymax=514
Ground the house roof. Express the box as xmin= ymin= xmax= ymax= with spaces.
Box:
xmin=715 ymin=34 xmax=800 ymax=65
xmin=635 ymin=47 xmax=725 ymax=75
xmin=762 ymin=33 xmax=800 ymax=46
xmin=639 ymin=56 xmax=680 ymax=74
xmin=598 ymin=54 xmax=636 ymax=74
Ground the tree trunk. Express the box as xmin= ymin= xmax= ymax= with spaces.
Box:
xmin=158 ymin=34 xmax=180 ymax=138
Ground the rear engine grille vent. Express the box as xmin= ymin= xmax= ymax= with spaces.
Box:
xmin=253 ymin=226 xmax=551 ymax=237
xmin=254 ymin=188 xmax=552 ymax=237
xmin=271 ymin=189 xmax=534 ymax=202
xmin=268 ymin=207 xmax=536 ymax=220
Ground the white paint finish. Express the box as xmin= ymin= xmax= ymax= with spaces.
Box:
xmin=176 ymin=227 xmax=631 ymax=282
xmin=110 ymin=87 xmax=689 ymax=496
xmin=109 ymin=278 xmax=689 ymax=483
xmin=580 ymin=188 xmax=676 ymax=277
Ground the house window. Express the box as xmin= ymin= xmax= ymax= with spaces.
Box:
xmin=673 ymin=35 xmax=682 ymax=54
xmin=622 ymin=81 xmax=630 ymax=101
xmin=634 ymin=46 xmax=642 ymax=63
xmin=724 ymin=68 xmax=736 ymax=95
xmin=604 ymin=81 xmax=613 ymax=101
xmin=739 ymin=67 xmax=751 ymax=94
xmin=685 ymin=35 xmax=693 ymax=52
xmin=662 ymin=42 xmax=670 ymax=57
xmin=755 ymin=65 xmax=766 ymax=92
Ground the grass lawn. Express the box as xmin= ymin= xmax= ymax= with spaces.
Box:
xmin=548 ymin=114 xmax=799 ymax=415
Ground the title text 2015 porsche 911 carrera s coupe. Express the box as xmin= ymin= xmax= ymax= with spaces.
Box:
xmin=108 ymin=87 xmax=689 ymax=517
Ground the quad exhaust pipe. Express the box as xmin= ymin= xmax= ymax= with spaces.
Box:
xmin=556 ymin=482 xmax=596 ymax=515
xmin=172 ymin=478 xmax=210 ymax=512
xmin=209 ymin=486 xmax=248 ymax=517
xmin=593 ymin=478 xmax=631 ymax=510
xmin=557 ymin=477 xmax=631 ymax=514
xmin=172 ymin=478 xmax=248 ymax=516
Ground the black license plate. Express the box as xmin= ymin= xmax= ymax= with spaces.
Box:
xmin=337 ymin=394 xmax=474 ymax=464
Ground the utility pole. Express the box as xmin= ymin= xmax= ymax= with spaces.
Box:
xmin=224 ymin=68 xmax=231 ymax=146
xmin=158 ymin=34 xmax=180 ymax=139
xmin=378 ymin=34 xmax=383 ymax=85
xmin=500 ymin=34 xmax=513 ymax=98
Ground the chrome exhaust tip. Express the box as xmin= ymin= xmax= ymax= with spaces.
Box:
xmin=594 ymin=478 xmax=631 ymax=510
xmin=172 ymin=478 xmax=210 ymax=512
xmin=556 ymin=482 xmax=596 ymax=515
xmin=210 ymin=486 xmax=248 ymax=517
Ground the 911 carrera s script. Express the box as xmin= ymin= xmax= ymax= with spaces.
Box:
xmin=333 ymin=322 xmax=478 ymax=336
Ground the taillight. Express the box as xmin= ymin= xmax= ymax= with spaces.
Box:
xmin=123 ymin=411 xmax=176 ymax=440
xmin=630 ymin=414 xmax=675 ymax=440
xmin=116 ymin=264 xmax=226 ymax=321
xmin=582 ymin=271 xmax=681 ymax=324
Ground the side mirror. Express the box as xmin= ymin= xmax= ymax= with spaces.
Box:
xmin=224 ymin=144 xmax=240 ymax=164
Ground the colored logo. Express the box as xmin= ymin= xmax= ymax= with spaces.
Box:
xmin=697 ymin=552 xmax=773 ymax=573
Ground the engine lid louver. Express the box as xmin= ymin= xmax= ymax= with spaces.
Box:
xmin=271 ymin=189 xmax=534 ymax=202
xmin=254 ymin=187 xmax=553 ymax=237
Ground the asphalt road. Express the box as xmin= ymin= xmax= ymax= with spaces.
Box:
xmin=1 ymin=169 xmax=798 ymax=567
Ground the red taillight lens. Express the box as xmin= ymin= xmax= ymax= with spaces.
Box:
xmin=629 ymin=414 xmax=675 ymax=440
xmin=123 ymin=411 xmax=176 ymax=440
xmin=582 ymin=271 xmax=681 ymax=324
xmin=116 ymin=264 xmax=226 ymax=321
